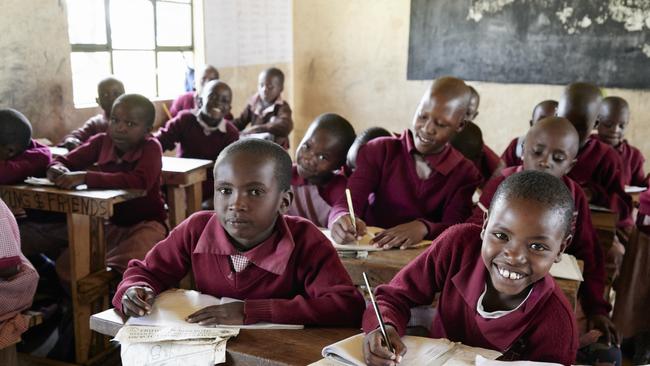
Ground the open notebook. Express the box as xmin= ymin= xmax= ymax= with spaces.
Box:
xmin=549 ymin=253 xmax=583 ymax=282
xmin=321 ymin=227 xmax=431 ymax=252
xmin=322 ymin=333 xmax=501 ymax=366
xmin=126 ymin=289 xmax=303 ymax=330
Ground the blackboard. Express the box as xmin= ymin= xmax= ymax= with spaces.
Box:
xmin=408 ymin=0 xmax=650 ymax=89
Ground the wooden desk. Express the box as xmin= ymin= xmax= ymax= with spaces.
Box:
xmin=161 ymin=157 xmax=213 ymax=228
xmin=0 ymin=184 xmax=145 ymax=364
xmin=90 ymin=308 xmax=359 ymax=365
xmin=341 ymin=247 xmax=583 ymax=310
xmin=589 ymin=205 xmax=617 ymax=252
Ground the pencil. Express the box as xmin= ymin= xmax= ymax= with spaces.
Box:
xmin=345 ymin=188 xmax=357 ymax=234
xmin=363 ymin=272 xmax=395 ymax=354
xmin=162 ymin=103 xmax=173 ymax=120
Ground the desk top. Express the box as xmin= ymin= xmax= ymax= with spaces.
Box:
xmin=162 ymin=156 xmax=213 ymax=174
xmin=0 ymin=184 xmax=145 ymax=218
xmin=90 ymin=309 xmax=359 ymax=366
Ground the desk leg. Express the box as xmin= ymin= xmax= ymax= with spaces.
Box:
xmin=167 ymin=186 xmax=187 ymax=228
xmin=186 ymin=182 xmax=203 ymax=215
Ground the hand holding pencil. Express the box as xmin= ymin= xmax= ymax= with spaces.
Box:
xmin=331 ymin=189 xmax=367 ymax=244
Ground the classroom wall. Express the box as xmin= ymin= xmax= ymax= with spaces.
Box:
xmin=0 ymin=0 xmax=76 ymax=142
xmin=292 ymin=0 xmax=650 ymax=172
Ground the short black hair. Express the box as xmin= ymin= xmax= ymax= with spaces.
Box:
xmin=215 ymin=139 xmax=292 ymax=191
xmin=357 ymin=127 xmax=391 ymax=145
xmin=450 ymin=120 xmax=483 ymax=162
xmin=601 ymin=96 xmax=629 ymax=112
xmin=0 ymin=108 xmax=32 ymax=151
xmin=311 ymin=113 xmax=356 ymax=163
xmin=97 ymin=76 xmax=124 ymax=94
xmin=113 ymin=94 xmax=156 ymax=127
xmin=491 ymin=170 xmax=574 ymax=237
xmin=263 ymin=67 xmax=285 ymax=86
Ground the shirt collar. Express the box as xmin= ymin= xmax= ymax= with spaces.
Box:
xmin=451 ymin=251 xmax=556 ymax=351
xmin=194 ymin=213 xmax=295 ymax=275
xmin=96 ymin=133 xmax=147 ymax=165
xmin=402 ymin=130 xmax=462 ymax=176
xmin=195 ymin=112 xmax=228 ymax=135
xmin=252 ymin=94 xmax=284 ymax=117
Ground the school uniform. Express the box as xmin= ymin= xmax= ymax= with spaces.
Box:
xmin=0 ymin=198 xmax=39 ymax=349
xmin=169 ymin=91 xmax=196 ymax=118
xmin=469 ymin=166 xmax=610 ymax=318
xmin=59 ymin=114 xmax=109 ymax=145
xmin=330 ymin=131 xmax=482 ymax=239
xmin=288 ymin=165 xmax=346 ymax=228
xmin=155 ymin=110 xmax=239 ymax=199
xmin=113 ymin=212 xmax=365 ymax=326
xmin=477 ymin=144 xmax=503 ymax=183
xmin=234 ymin=94 xmax=293 ymax=149
xmin=590 ymin=135 xmax=646 ymax=187
xmin=52 ymin=133 xmax=167 ymax=276
xmin=362 ymin=224 xmax=578 ymax=364
xmin=568 ymin=138 xmax=633 ymax=229
xmin=501 ymin=136 xmax=524 ymax=168
xmin=0 ymin=139 xmax=51 ymax=184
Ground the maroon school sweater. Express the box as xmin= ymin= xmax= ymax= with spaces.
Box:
xmin=60 ymin=114 xmax=109 ymax=145
xmin=363 ymin=224 xmax=578 ymax=364
xmin=568 ymin=138 xmax=633 ymax=228
xmin=501 ymin=136 xmax=523 ymax=168
xmin=0 ymin=140 xmax=51 ymax=184
xmin=330 ymin=130 xmax=482 ymax=239
xmin=155 ymin=110 xmax=239 ymax=199
xmin=289 ymin=165 xmax=347 ymax=228
xmin=113 ymin=212 xmax=365 ymax=326
xmin=477 ymin=144 xmax=503 ymax=183
xmin=469 ymin=166 xmax=609 ymax=317
xmin=169 ymin=91 xmax=195 ymax=118
xmin=52 ymin=133 xmax=166 ymax=226
xmin=591 ymin=135 xmax=646 ymax=187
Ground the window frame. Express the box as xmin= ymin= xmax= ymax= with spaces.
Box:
xmin=69 ymin=0 xmax=195 ymax=103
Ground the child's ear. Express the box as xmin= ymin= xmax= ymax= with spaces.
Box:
xmin=456 ymin=119 xmax=466 ymax=133
xmin=566 ymin=157 xmax=578 ymax=173
xmin=480 ymin=211 xmax=489 ymax=240
xmin=529 ymin=119 xmax=534 ymax=127
xmin=555 ymin=234 xmax=572 ymax=263
xmin=96 ymin=97 xmax=100 ymax=105
xmin=278 ymin=189 xmax=293 ymax=214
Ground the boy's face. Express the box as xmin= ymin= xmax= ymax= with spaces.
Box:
xmin=109 ymin=102 xmax=152 ymax=153
xmin=412 ymin=93 xmax=466 ymax=155
xmin=258 ymin=72 xmax=283 ymax=105
xmin=200 ymin=83 xmax=232 ymax=126
xmin=597 ymin=104 xmax=629 ymax=147
xmin=213 ymin=153 xmax=292 ymax=250
xmin=557 ymin=98 xmax=600 ymax=146
xmin=296 ymin=126 xmax=346 ymax=181
xmin=97 ymin=81 xmax=125 ymax=117
xmin=522 ymin=126 xmax=577 ymax=178
xmin=482 ymin=197 xmax=567 ymax=297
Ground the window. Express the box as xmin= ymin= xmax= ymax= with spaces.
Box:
xmin=66 ymin=0 xmax=194 ymax=106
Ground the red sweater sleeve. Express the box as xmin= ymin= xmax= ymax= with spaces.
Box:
xmin=233 ymin=104 xmax=253 ymax=131
xmin=629 ymin=147 xmax=647 ymax=187
xmin=63 ymin=115 xmax=108 ymax=143
xmin=85 ymin=140 xmax=162 ymax=191
xmin=0 ymin=141 xmax=52 ymax=184
xmin=262 ymin=103 xmax=293 ymax=138
xmin=112 ymin=213 xmax=202 ymax=310
xmin=244 ymin=226 xmax=365 ymax=326
xmin=53 ymin=135 xmax=103 ymax=171
xmin=362 ymin=228 xmax=454 ymax=335
xmin=154 ymin=115 xmax=184 ymax=152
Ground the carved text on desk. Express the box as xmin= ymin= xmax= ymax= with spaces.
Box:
xmin=0 ymin=190 xmax=111 ymax=217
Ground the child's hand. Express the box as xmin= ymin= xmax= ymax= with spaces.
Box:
xmin=53 ymin=172 xmax=87 ymax=190
xmin=47 ymin=164 xmax=70 ymax=181
xmin=363 ymin=325 xmax=407 ymax=366
xmin=186 ymin=302 xmax=245 ymax=326
xmin=331 ymin=214 xmax=367 ymax=244
xmin=0 ymin=264 xmax=20 ymax=279
xmin=371 ymin=221 xmax=428 ymax=250
xmin=589 ymin=314 xmax=621 ymax=347
xmin=121 ymin=286 xmax=155 ymax=317
xmin=62 ymin=137 xmax=82 ymax=150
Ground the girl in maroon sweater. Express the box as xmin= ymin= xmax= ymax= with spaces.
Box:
xmin=363 ymin=171 xmax=578 ymax=365
xmin=116 ymin=139 xmax=365 ymax=327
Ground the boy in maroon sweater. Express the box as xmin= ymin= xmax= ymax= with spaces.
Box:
xmin=594 ymin=96 xmax=647 ymax=187
xmin=234 ymin=68 xmax=293 ymax=149
xmin=115 ymin=139 xmax=365 ymax=327
xmin=345 ymin=126 xmax=391 ymax=175
xmin=558 ymin=82 xmax=632 ymax=230
xmin=47 ymin=94 xmax=167 ymax=279
xmin=59 ymin=77 xmax=125 ymax=150
xmin=168 ymin=65 xmax=219 ymax=118
xmin=501 ymin=100 xmax=558 ymax=168
xmin=289 ymin=113 xmax=356 ymax=228
xmin=0 ymin=109 xmax=52 ymax=184
xmin=155 ymin=80 xmax=239 ymax=201
xmin=363 ymin=171 xmax=578 ymax=365
xmin=469 ymin=117 xmax=619 ymax=363
xmin=330 ymin=77 xmax=482 ymax=249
